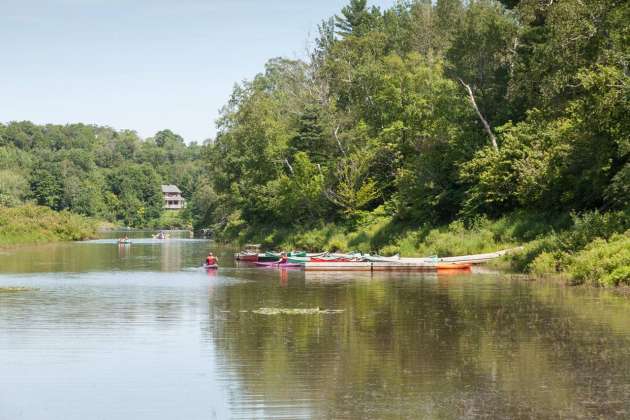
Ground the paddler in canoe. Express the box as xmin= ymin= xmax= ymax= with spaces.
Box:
xmin=205 ymin=252 xmax=219 ymax=269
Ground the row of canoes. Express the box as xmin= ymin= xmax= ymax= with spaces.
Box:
xmin=234 ymin=248 xmax=324 ymax=262
xmin=253 ymin=260 xmax=473 ymax=271
xmin=234 ymin=248 xmax=515 ymax=272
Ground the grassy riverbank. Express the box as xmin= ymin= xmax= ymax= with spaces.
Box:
xmin=226 ymin=209 xmax=630 ymax=288
xmin=0 ymin=204 xmax=97 ymax=246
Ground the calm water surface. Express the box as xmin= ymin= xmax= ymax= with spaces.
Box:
xmin=1 ymin=232 xmax=629 ymax=419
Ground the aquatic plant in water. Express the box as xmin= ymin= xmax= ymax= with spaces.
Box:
xmin=252 ymin=307 xmax=344 ymax=315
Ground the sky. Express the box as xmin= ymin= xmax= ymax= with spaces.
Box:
xmin=1 ymin=0 xmax=394 ymax=143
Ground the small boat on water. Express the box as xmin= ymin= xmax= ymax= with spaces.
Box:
xmin=366 ymin=249 xmax=514 ymax=265
xmin=235 ymin=253 xmax=258 ymax=262
xmin=304 ymin=261 xmax=472 ymax=272
xmin=235 ymin=244 xmax=261 ymax=262
xmin=258 ymin=252 xmax=281 ymax=262
xmin=436 ymin=262 xmax=472 ymax=270
xmin=204 ymin=264 xmax=218 ymax=270
xmin=118 ymin=239 xmax=132 ymax=245
xmin=255 ymin=261 xmax=303 ymax=268
xmin=310 ymin=257 xmax=358 ymax=263
xmin=239 ymin=249 xmax=318 ymax=262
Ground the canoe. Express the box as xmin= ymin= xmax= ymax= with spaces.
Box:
xmin=235 ymin=253 xmax=258 ymax=262
xmin=304 ymin=262 xmax=372 ymax=271
xmin=371 ymin=261 xmax=437 ymax=271
xmin=118 ymin=240 xmax=132 ymax=245
xmin=398 ymin=250 xmax=512 ymax=265
xmin=288 ymin=251 xmax=307 ymax=257
xmin=436 ymin=262 xmax=472 ymax=270
xmin=204 ymin=264 xmax=218 ymax=270
xmin=310 ymin=257 xmax=356 ymax=263
xmin=258 ymin=253 xmax=281 ymax=262
xmin=255 ymin=261 xmax=303 ymax=268
xmin=363 ymin=254 xmax=400 ymax=262
xmin=306 ymin=252 xmax=326 ymax=257
xmin=304 ymin=261 xmax=471 ymax=272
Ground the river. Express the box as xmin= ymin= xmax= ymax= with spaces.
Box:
xmin=0 ymin=232 xmax=629 ymax=419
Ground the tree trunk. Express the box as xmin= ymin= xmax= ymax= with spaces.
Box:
xmin=458 ymin=78 xmax=499 ymax=151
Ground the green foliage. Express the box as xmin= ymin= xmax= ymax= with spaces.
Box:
xmin=335 ymin=0 xmax=381 ymax=38
xmin=203 ymin=0 xmax=627 ymax=287
xmin=569 ymin=233 xmax=630 ymax=287
xmin=447 ymin=0 xmax=518 ymax=125
xmin=0 ymin=204 xmax=96 ymax=245
xmin=150 ymin=210 xmax=191 ymax=230
xmin=0 ymin=122 xmax=203 ymax=227
xmin=530 ymin=252 xmax=561 ymax=276
xmin=107 ymin=164 xmax=163 ymax=226
xmin=275 ymin=152 xmax=328 ymax=223
xmin=510 ymin=210 xmax=630 ymax=274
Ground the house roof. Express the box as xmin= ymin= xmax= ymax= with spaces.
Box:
xmin=161 ymin=185 xmax=182 ymax=193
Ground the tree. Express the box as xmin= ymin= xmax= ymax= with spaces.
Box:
xmin=287 ymin=105 xmax=330 ymax=164
xmin=107 ymin=164 xmax=163 ymax=225
xmin=335 ymin=0 xmax=381 ymax=37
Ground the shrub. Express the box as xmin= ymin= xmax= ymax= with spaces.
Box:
xmin=0 ymin=204 xmax=96 ymax=245
xmin=530 ymin=252 xmax=559 ymax=276
xmin=602 ymin=266 xmax=630 ymax=287
xmin=510 ymin=234 xmax=561 ymax=272
xmin=569 ymin=233 xmax=630 ymax=286
xmin=565 ymin=210 xmax=630 ymax=250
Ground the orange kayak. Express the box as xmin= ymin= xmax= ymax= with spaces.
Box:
xmin=436 ymin=262 xmax=472 ymax=270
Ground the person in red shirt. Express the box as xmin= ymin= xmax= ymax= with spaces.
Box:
xmin=205 ymin=252 xmax=219 ymax=266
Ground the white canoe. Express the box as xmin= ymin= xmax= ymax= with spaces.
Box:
xmin=304 ymin=262 xmax=372 ymax=271
xmin=400 ymin=250 xmax=511 ymax=265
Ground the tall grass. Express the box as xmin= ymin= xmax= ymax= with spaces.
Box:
xmin=0 ymin=204 xmax=96 ymax=246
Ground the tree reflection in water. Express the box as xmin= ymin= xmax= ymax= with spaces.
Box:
xmin=207 ymin=272 xmax=630 ymax=419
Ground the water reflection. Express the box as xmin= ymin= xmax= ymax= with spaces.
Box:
xmin=0 ymin=240 xmax=628 ymax=419
xmin=0 ymin=231 xmax=218 ymax=273
xmin=208 ymin=273 xmax=630 ymax=419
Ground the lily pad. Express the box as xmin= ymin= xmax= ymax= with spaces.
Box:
xmin=252 ymin=307 xmax=344 ymax=315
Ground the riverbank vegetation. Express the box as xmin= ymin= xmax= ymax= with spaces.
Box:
xmin=0 ymin=204 xmax=96 ymax=246
xmin=198 ymin=0 xmax=628 ymax=286
xmin=0 ymin=124 xmax=205 ymax=227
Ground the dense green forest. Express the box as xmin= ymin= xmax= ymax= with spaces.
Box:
xmin=199 ymin=0 xmax=629 ymax=284
xmin=0 ymin=122 xmax=205 ymax=227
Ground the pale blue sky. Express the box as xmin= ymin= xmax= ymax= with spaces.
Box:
xmin=1 ymin=0 xmax=393 ymax=143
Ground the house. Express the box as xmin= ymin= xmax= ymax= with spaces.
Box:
xmin=161 ymin=185 xmax=186 ymax=210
